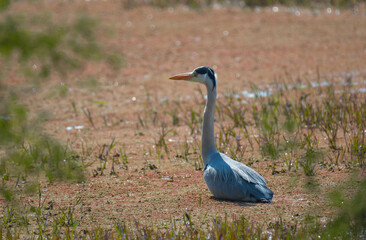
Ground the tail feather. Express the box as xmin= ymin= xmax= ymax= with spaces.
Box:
xmin=249 ymin=184 xmax=273 ymax=203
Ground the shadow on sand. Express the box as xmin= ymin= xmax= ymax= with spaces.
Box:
xmin=210 ymin=196 xmax=260 ymax=207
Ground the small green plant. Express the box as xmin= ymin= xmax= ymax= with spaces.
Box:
xmin=0 ymin=97 xmax=85 ymax=200
xmin=252 ymin=93 xmax=281 ymax=160
xmin=95 ymin=138 xmax=119 ymax=174
xmin=77 ymin=76 xmax=99 ymax=90
xmin=137 ymin=114 xmax=146 ymax=128
xmin=71 ymin=101 xmax=78 ymax=115
xmin=119 ymin=145 xmax=129 ymax=170
xmin=183 ymin=108 xmax=202 ymax=135
xmin=156 ymin=123 xmax=175 ymax=156
xmin=166 ymin=101 xmax=181 ymax=126
xmin=82 ymin=108 xmax=95 ymax=128
xmin=300 ymin=130 xmax=322 ymax=176
xmin=194 ymin=156 xmax=204 ymax=171
xmin=180 ymin=139 xmax=191 ymax=161
xmin=349 ymin=135 xmax=366 ymax=167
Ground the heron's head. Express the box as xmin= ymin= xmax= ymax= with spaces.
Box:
xmin=169 ymin=66 xmax=217 ymax=91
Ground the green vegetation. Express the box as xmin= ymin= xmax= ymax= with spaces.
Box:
xmin=136 ymin=76 xmax=365 ymax=176
xmin=124 ymin=74 xmax=365 ymax=239
xmin=0 ymin=0 xmax=123 ymax=217
xmin=0 ymin=13 xmax=123 ymax=81
xmin=0 ymin=96 xmax=84 ymax=202
xmin=1 ymin=176 xmax=365 ymax=238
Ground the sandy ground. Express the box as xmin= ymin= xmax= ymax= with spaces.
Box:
xmin=3 ymin=1 xmax=366 ymax=233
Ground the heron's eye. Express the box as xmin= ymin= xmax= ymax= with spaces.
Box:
xmin=193 ymin=72 xmax=198 ymax=77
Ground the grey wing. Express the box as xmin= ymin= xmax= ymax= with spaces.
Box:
xmin=219 ymin=153 xmax=267 ymax=186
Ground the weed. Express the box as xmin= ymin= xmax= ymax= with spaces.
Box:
xmin=194 ymin=156 xmax=204 ymax=171
xmin=156 ymin=123 xmax=175 ymax=156
xmin=320 ymin=85 xmax=340 ymax=150
xmin=2 ymin=178 xmax=366 ymax=239
xmin=76 ymin=76 xmax=99 ymax=90
xmin=239 ymin=124 xmax=255 ymax=151
xmin=283 ymin=152 xmax=299 ymax=172
xmin=102 ymin=115 xmax=108 ymax=127
xmin=83 ymin=108 xmax=95 ymax=129
xmin=92 ymin=100 xmax=108 ymax=106
xmin=252 ymin=93 xmax=281 ymax=160
xmin=300 ymin=130 xmax=322 ymax=176
xmin=71 ymin=101 xmax=78 ymax=116
xmin=81 ymin=139 xmax=94 ymax=158
xmin=179 ymin=138 xmax=191 ymax=161
xmin=349 ymin=135 xmax=366 ymax=167
xmin=166 ymin=101 xmax=181 ymax=126
xmin=93 ymin=138 xmax=118 ymax=175
xmin=183 ymin=108 xmax=202 ymax=135
xmin=120 ymin=145 xmax=128 ymax=165
xmin=221 ymin=92 xmax=248 ymax=128
xmin=118 ymin=145 xmax=129 ymax=170
xmin=157 ymin=148 xmax=163 ymax=163
xmin=169 ymin=109 xmax=180 ymax=126
xmin=137 ymin=114 xmax=146 ymax=128
xmin=217 ymin=124 xmax=235 ymax=154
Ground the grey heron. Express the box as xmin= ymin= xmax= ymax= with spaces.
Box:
xmin=169 ymin=66 xmax=273 ymax=203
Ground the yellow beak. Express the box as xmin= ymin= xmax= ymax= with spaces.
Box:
xmin=169 ymin=72 xmax=193 ymax=80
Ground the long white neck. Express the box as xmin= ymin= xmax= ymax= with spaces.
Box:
xmin=202 ymin=85 xmax=217 ymax=165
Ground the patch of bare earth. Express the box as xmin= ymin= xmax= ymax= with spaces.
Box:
xmin=4 ymin=1 xmax=366 ymax=233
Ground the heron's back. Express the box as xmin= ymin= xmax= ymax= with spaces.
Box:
xmin=203 ymin=152 xmax=273 ymax=203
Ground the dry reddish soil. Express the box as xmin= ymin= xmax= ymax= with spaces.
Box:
xmin=3 ymin=1 xmax=366 ymax=233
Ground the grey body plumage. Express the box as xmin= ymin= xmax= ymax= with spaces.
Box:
xmin=169 ymin=66 xmax=273 ymax=203
xmin=204 ymin=152 xmax=273 ymax=202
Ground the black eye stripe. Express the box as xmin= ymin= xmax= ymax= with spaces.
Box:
xmin=207 ymin=68 xmax=215 ymax=81
xmin=194 ymin=66 xmax=216 ymax=89
xmin=195 ymin=67 xmax=208 ymax=74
